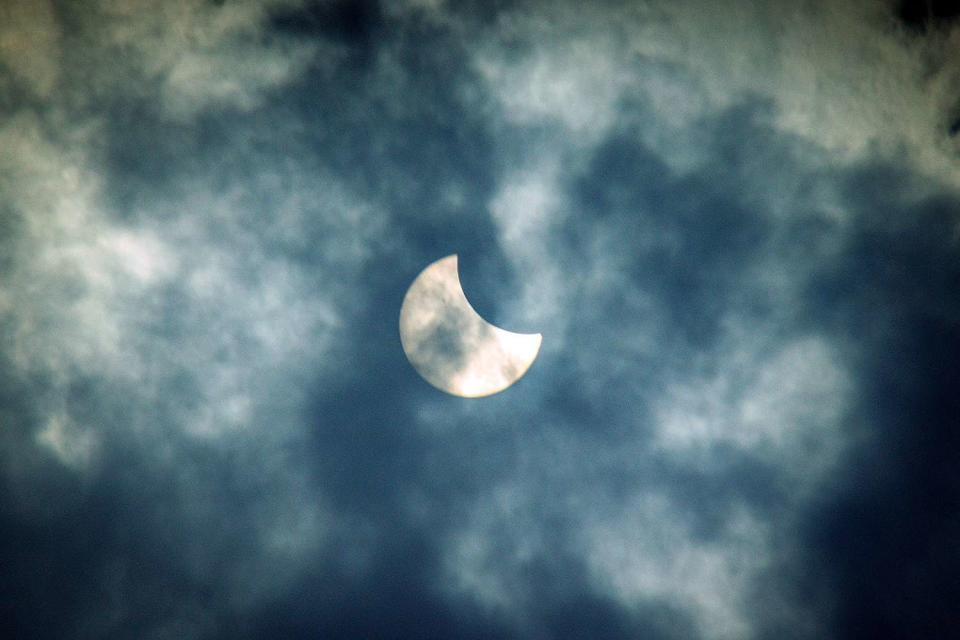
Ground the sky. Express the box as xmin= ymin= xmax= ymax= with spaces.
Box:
xmin=1 ymin=0 xmax=958 ymax=638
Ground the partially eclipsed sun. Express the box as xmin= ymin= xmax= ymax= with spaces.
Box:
xmin=399 ymin=255 xmax=542 ymax=398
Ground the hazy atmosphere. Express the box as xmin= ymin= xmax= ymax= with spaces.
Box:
xmin=1 ymin=1 xmax=958 ymax=638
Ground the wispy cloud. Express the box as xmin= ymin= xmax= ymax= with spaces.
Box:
xmin=1 ymin=1 xmax=958 ymax=637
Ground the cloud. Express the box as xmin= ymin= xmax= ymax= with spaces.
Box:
xmin=82 ymin=0 xmax=319 ymax=118
xmin=35 ymin=411 xmax=101 ymax=471
xmin=0 ymin=4 xmax=390 ymax=631
xmin=0 ymin=111 xmax=143 ymax=382
xmin=471 ymin=0 xmax=960 ymax=183
xmin=0 ymin=0 xmax=62 ymax=98
xmin=426 ymin=5 xmax=959 ymax=635
xmin=653 ymin=334 xmax=851 ymax=489
xmin=2 ymin=1 xmax=959 ymax=638
xmin=581 ymin=496 xmax=770 ymax=640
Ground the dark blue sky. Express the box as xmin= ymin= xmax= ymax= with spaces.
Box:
xmin=1 ymin=1 xmax=958 ymax=638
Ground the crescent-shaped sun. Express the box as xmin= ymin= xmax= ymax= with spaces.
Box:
xmin=398 ymin=255 xmax=542 ymax=398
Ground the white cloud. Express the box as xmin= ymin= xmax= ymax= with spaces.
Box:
xmin=472 ymin=1 xmax=960 ymax=190
xmin=71 ymin=0 xmax=319 ymax=119
xmin=0 ymin=51 xmax=380 ymax=629
xmin=653 ymin=334 xmax=851 ymax=489
xmin=581 ymin=495 xmax=771 ymax=640
xmin=35 ymin=412 xmax=100 ymax=471
xmin=442 ymin=480 xmax=553 ymax=627
xmin=474 ymin=34 xmax=625 ymax=140
xmin=0 ymin=112 xmax=159 ymax=381
xmin=443 ymin=475 xmax=782 ymax=639
xmin=487 ymin=161 xmax=569 ymax=337
xmin=638 ymin=0 xmax=960 ymax=186
xmin=123 ymin=167 xmax=384 ymax=440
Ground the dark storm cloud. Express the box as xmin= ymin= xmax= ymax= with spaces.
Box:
xmin=1 ymin=1 xmax=959 ymax=639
